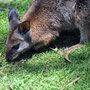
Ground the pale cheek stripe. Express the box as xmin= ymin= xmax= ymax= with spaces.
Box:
xmin=17 ymin=42 xmax=29 ymax=52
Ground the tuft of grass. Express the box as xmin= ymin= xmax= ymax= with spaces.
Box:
xmin=0 ymin=0 xmax=90 ymax=90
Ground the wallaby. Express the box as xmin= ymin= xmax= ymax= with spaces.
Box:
xmin=6 ymin=0 xmax=90 ymax=62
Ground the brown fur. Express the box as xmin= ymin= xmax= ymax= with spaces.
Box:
xmin=22 ymin=0 xmax=90 ymax=49
xmin=22 ymin=0 xmax=60 ymax=49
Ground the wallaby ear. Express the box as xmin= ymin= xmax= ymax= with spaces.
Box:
xmin=18 ymin=21 xmax=30 ymax=34
xmin=8 ymin=8 xmax=20 ymax=31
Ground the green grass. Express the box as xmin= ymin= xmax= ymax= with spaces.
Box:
xmin=0 ymin=0 xmax=90 ymax=90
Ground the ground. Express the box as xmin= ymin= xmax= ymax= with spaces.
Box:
xmin=0 ymin=0 xmax=90 ymax=90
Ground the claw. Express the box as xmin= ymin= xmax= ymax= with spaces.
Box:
xmin=65 ymin=50 xmax=72 ymax=63
xmin=64 ymin=44 xmax=84 ymax=63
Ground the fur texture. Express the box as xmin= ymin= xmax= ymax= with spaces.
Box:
xmin=6 ymin=0 xmax=90 ymax=62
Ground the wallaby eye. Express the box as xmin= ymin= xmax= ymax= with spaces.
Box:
xmin=13 ymin=44 xmax=19 ymax=49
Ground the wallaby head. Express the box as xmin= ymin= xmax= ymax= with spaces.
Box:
xmin=6 ymin=8 xmax=32 ymax=62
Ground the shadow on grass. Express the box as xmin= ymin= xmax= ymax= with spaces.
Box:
xmin=16 ymin=30 xmax=80 ymax=62
xmin=13 ymin=42 xmax=89 ymax=74
xmin=11 ymin=30 xmax=89 ymax=75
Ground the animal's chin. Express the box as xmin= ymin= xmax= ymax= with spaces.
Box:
xmin=6 ymin=48 xmax=30 ymax=62
xmin=6 ymin=58 xmax=15 ymax=63
xmin=7 ymin=51 xmax=26 ymax=62
xmin=6 ymin=54 xmax=19 ymax=63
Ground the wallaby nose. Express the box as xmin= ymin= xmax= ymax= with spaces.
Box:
xmin=6 ymin=54 xmax=13 ymax=63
